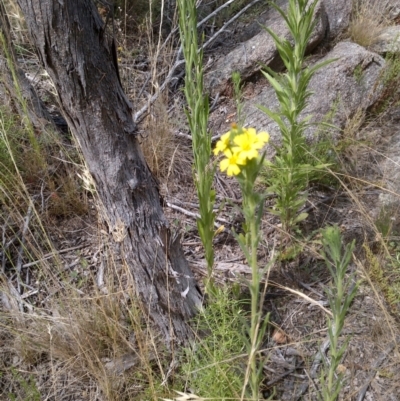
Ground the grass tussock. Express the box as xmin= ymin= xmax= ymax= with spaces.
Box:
xmin=348 ymin=0 xmax=392 ymax=48
xmin=1 ymin=256 xmax=169 ymax=401
xmin=0 ymin=107 xmax=88 ymax=220
xmin=0 ymin=108 xmax=43 ymax=185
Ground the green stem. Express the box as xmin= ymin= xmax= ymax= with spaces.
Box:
xmin=247 ymin=192 xmax=261 ymax=400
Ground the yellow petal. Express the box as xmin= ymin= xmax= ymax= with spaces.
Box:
xmin=220 ymin=158 xmax=230 ymax=172
xmin=257 ymin=131 xmax=270 ymax=143
xmin=213 ymin=132 xmax=231 ymax=155
xmin=247 ymin=127 xmax=257 ymax=136
xmin=227 ymin=164 xmax=241 ymax=176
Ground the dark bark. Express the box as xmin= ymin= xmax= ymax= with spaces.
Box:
xmin=16 ymin=0 xmax=202 ymax=345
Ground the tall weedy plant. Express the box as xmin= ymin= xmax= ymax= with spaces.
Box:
xmin=177 ymin=3 xmax=271 ymax=394
xmin=177 ymin=0 xmax=216 ymax=288
xmin=260 ymin=0 xmax=333 ymax=232
xmin=214 ymin=125 xmax=271 ymax=400
xmin=320 ymin=226 xmax=358 ymax=401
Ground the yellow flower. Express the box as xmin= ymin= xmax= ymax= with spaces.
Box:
xmin=214 ymin=126 xmax=269 ymax=164
xmin=232 ymin=128 xmax=270 ymax=161
xmin=232 ymin=129 xmax=260 ymax=160
xmin=213 ymin=132 xmax=231 ymax=155
xmin=220 ymin=149 xmax=245 ymax=176
xmin=254 ymin=131 xmax=270 ymax=148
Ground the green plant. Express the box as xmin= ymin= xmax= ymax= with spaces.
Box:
xmin=364 ymin=243 xmax=400 ymax=307
xmin=370 ymin=52 xmax=400 ymax=115
xmin=8 ymin=368 xmax=41 ymax=401
xmin=180 ymin=287 xmax=245 ymax=400
xmin=178 ymin=0 xmax=216 ymax=290
xmin=381 ymin=53 xmax=400 ymax=87
xmin=259 ymin=0 xmax=333 ymax=233
xmin=319 ymin=226 xmax=358 ymax=401
xmin=353 ymin=64 xmax=363 ymax=83
xmin=375 ymin=205 xmax=398 ymax=239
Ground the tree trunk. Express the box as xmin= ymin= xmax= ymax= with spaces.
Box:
xmin=16 ymin=0 xmax=202 ymax=345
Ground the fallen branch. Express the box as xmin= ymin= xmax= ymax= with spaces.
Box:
xmin=356 ymin=341 xmax=396 ymax=401
xmin=294 ymin=339 xmax=330 ymax=400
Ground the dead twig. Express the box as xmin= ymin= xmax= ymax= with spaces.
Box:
xmin=271 ymin=281 xmax=333 ymax=317
xmin=133 ymin=0 xmax=263 ymax=123
xmin=5 ymin=279 xmax=34 ymax=313
xmin=21 ymin=243 xmax=88 ymax=268
xmin=202 ymin=0 xmax=263 ymax=51
xmin=166 ymin=201 xmax=230 ymax=227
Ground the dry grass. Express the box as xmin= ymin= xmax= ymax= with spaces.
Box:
xmin=348 ymin=0 xmax=393 ymax=48
xmin=46 ymin=172 xmax=89 ymax=218
xmin=141 ymin=96 xmax=192 ymax=183
xmin=1 ymin=282 xmax=166 ymax=401
xmin=114 ymin=0 xmax=193 ymax=186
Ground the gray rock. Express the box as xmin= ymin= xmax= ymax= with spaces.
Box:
xmin=204 ymin=0 xmax=328 ymax=96
xmin=370 ymin=25 xmax=400 ymax=54
xmin=242 ymin=41 xmax=385 ymax=145
xmin=321 ymin=0 xmax=353 ymax=40
xmin=379 ymin=152 xmax=400 ymax=207
xmin=372 ymin=109 xmax=400 ymax=209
